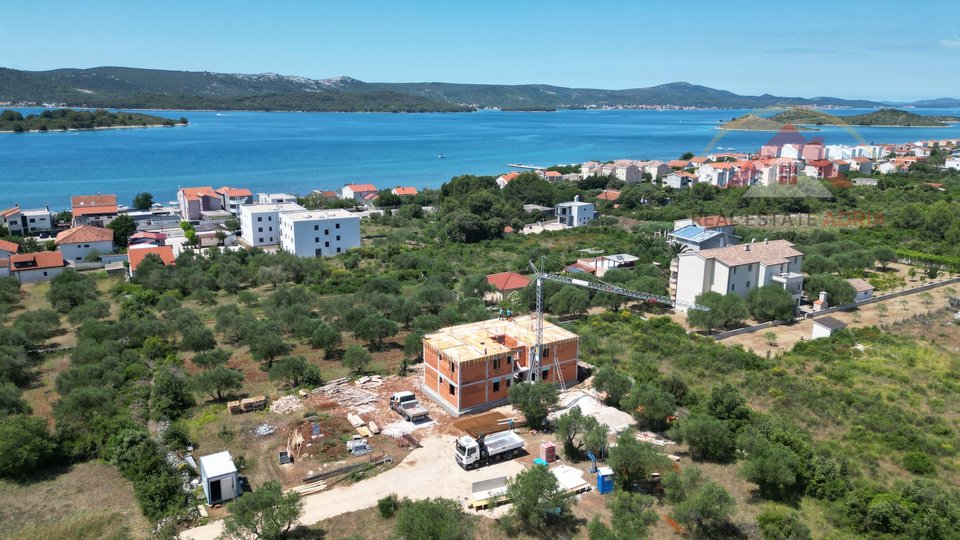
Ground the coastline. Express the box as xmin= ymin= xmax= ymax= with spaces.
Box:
xmin=0 ymin=123 xmax=188 ymax=134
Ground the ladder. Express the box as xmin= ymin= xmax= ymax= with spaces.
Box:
xmin=551 ymin=346 xmax=567 ymax=390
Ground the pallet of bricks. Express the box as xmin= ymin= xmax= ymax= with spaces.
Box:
xmin=228 ymin=395 xmax=267 ymax=414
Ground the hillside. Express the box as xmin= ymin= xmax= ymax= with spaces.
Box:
xmin=0 ymin=67 xmax=470 ymax=112
xmin=0 ymin=66 xmax=902 ymax=112
xmin=771 ymin=107 xmax=954 ymax=127
xmin=719 ymin=113 xmax=815 ymax=131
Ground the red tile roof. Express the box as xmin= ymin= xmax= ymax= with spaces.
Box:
xmin=544 ymin=171 xmax=562 ymax=177
xmin=486 ymin=272 xmax=531 ymax=292
xmin=179 ymin=187 xmax=219 ymax=201
xmin=0 ymin=206 xmax=19 ymax=218
xmin=393 ymin=186 xmax=418 ymax=196
xmin=346 ymin=184 xmax=378 ymax=193
xmin=216 ymin=186 xmax=253 ymax=197
xmin=71 ymin=194 xmax=118 ymax=217
xmin=130 ymin=231 xmax=167 ymax=241
xmin=498 ymin=172 xmax=519 ymax=184
xmin=667 ymin=159 xmax=690 ymax=168
xmin=0 ymin=239 xmax=18 ymax=253
xmin=55 ymin=225 xmax=114 ymax=245
xmin=128 ymin=246 xmax=175 ymax=273
xmin=10 ymin=252 xmax=64 ymax=272
xmin=596 ymin=189 xmax=622 ymax=201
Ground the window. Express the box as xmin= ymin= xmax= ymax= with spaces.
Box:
xmin=325 ymin=241 xmax=330 ymax=247
xmin=336 ymin=223 xmax=341 ymax=229
xmin=258 ymin=237 xmax=264 ymax=243
xmin=315 ymin=248 xmax=322 ymax=256
xmin=315 ymin=237 xmax=320 ymax=243
xmin=747 ymin=264 xmax=753 ymax=271
xmin=449 ymin=361 xmax=456 ymax=372
xmin=733 ymin=267 xmax=737 ymax=274
xmin=493 ymin=380 xmax=500 ymax=392
xmin=337 ymin=247 xmax=341 ymax=253
xmin=448 ymin=383 xmax=455 ymax=396
xmin=507 ymin=355 xmax=513 ymax=364
xmin=493 ymin=357 xmax=501 ymax=369
xmin=258 ymin=227 xmax=263 ymax=232
xmin=542 ymin=347 xmax=550 ymax=359
xmin=746 ymin=281 xmax=751 ymax=288
xmin=506 ymin=379 xmax=511 ymax=388
xmin=257 ymin=216 xmax=262 ymax=222
xmin=325 ymin=229 xmax=329 ymax=235
xmin=731 ymin=283 xmax=736 ymax=291
xmin=542 ymin=368 xmax=549 ymax=380
xmin=267 ymin=216 xmax=272 ymax=221
xmin=29 ymin=218 xmax=35 ymax=223
xmin=314 ymin=225 xmax=319 ymax=231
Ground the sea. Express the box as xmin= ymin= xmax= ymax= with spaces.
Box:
xmin=2 ymin=107 xmax=959 ymax=211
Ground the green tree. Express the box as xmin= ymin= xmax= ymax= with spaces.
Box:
xmin=706 ymin=383 xmax=751 ymax=424
xmin=757 ymin=506 xmax=812 ymax=540
xmin=873 ymin=246 xmax=897 ymax=270
xmin=394 ymin=497 xmax=474 ymax=540
xmin=355 ymin=314 xmax=399 ymax=348
xmin=592 ymin=365 xmax=632 ymax=406
xmin=191 ymin=348 xmax=231 ymax=370
xmin=0 ymin=382 xmax=29 ymax=417
xmin=632 ymin=383 xmax=677 ymax=430
xmin=547 ymin=287 xmax=590 ymax=316
xmin=415 ymin=283 xmax=452 ymax=313
xmin=47 ymin=269 xmax=97 ymax=313
xmin=747 ymin=286 xmax=796 ymax=322
xmin=132 ymin=192 xmax=154 ymax=210
xmin=507 ymin=465 xmax=572 ymax=533
xmin=180 ymin=324 xmax=216 ymax=353
xmin=607 ymin=429 xmax=670 ymax=489
xmin=108 ymin=214 xmax=137 ymax=248
xmin=269 ymin=355 xmax=308 ymax=387
xmin=151 ymin=367 xmax=194 ymax=420
xmin=688 ymin=292 xmax=748 ymax=332
xmin=249 ymin=331 xmax=291 ymax=369
xmin=555 ymin=405 xmax=606 ymax=459
xmin=509 ymin=381 xmax=558 ymax=429
xmin=0 ymin=414 xmax=57 ymax=479
xmin=222 ymin=480 xmax=303 ymax=540
xmin=672 ymin=482 xmax=736 ymax=538
xmin=343 ymin=344 xmax=372 ymax=374
xmin=672 ymin=414 xmax=737 ymax=463
xmin=607 ymin=490 xmax=659 ymax=539
xmin=804 ymin=274 xmax=856 ymax=306
xmin=739 ymin=436 xmax=806 ymax=500
xmin=460 ymin=274 xmax=493 ymax=298
xmin=193 ymin=367 xmax=244 ymax=401
xmin=310 ymin=322 xmax=342 ymax=351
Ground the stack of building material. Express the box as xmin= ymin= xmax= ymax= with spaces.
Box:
xmin=241 ymin=396 xmax=267 ymax=411
xmin=270 ymin=395 xmax=303 ymax=414
xmin=551 ymin=465 xmax=591 ymax=494
xmin=316 ymin=379 xmax=380 ymax=407
xmin=290 ymin=481 xmax=327 ymax=496
xmin=470 ymin=476 xmax=509 ymax=510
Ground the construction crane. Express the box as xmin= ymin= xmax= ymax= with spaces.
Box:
xmin=527 ymin=259 xmax=709 ymax=390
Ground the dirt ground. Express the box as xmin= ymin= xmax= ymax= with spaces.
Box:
xmin=0 ymin=461 xmax=151 ymax=540
xmin=720 ymin=278 xmax=958 ymax=357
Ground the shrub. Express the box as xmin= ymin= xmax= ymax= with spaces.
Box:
xmin=394 ymin=497 xmax=473 ymax=540
xmin=757 ymin=506 xmax=811 ymax=540
xmin=378 ymin=493 xmax=400 ymax=518
xmin=0 ymin=414 xmax=58 ymax=479
xmin=902 ymin=452 xmax=935 ymax=475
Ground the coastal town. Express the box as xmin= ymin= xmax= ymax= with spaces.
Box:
xmin=2 ymin=120 xmax=960 ymax=539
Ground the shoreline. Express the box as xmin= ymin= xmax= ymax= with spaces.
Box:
xmin=0 ymin=123 xmax=188 ymax=134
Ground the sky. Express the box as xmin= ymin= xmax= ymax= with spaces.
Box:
xmin=1 ymin=0 xmax=958 ymax=101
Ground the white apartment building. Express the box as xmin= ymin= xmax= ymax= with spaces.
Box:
xmin=256 ymin=193 xmax=298 ymax=204
xmin=555 ymin=196 xmax=596 ymax=228
xmin=675 ymin=239 xmax=805 ymax=312
xmin=279 ymin=209 xmax=361 ymax=258
xmin=239 ymin=202 xmax=305 ymax=247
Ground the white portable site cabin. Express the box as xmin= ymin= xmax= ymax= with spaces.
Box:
xmin=199 ymin=451 xmax=239 ymax=505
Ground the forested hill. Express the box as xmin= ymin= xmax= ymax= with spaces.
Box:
xmin=0 ymin=66 xmax=927 ymax=112
xmin=0 ymin=67 xmax=471 ymax=112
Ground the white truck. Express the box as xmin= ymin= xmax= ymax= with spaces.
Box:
xmin=455 ymin=431 xmax=525 ymax=470
xmin=390 ymin=391 xmax=429 ymax=422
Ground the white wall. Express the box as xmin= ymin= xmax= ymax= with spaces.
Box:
xmin=279 ymin=211 xmax=361 ymax=258
xmin=15 ymin=266 xmax=64 ymax=284
xmin=239 ymin=203 xmax=304 ymax=247
xmin=58 ymin=240 xmax=113 ymax=262
xmin=675 ymin=255 xmax=709 ymax=310
xmin=812 ymin=323 xmax=834 ymax=339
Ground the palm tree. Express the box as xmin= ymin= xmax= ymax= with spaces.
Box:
xmin=666 ymin=241 xmax=690 ymax=259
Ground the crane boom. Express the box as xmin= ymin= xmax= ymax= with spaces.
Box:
xmin=526 ymin=259 xmax=708 ymax=386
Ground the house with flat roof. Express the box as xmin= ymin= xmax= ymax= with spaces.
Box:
xmin=674 ymin=239 xmax=804 ymax=313
xmin=72 ymin=194 xmax=118 ymax=227
xmin=278 ymin=209 xmax=361 ymax=257
xmin=239 ymin=202 xmax=305 ymax=247
xmin=216 ymin=186 xmax=254 ymax=215
xmin=257 ymin=193 xmax=298 ymax=204
xmin=422 ymin=316 xmax=579 ymax=416
xmin=555 ymin=196 xmax=596 ymax=228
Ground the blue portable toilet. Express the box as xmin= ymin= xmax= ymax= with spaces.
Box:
xmin=597 ymin=466 xmax=614 ymax=494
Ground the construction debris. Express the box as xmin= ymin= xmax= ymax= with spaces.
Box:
xmin=316 ymin=379 xmax=380 ymax=407
xmin=367 ymin=420 xmax=380 ymax=434
xmin=346 ymin=413 xmax=366 ymax=428
xmin=287 ymin=430 xmax=305 ymax=459
xmin=347 ymin=436 xmax=372 ymax=455
xmin=393 ymin=433 xmax=421 ymax=449
xmin=636 ymin=431 xmax=674 ymax=447
xmin=270 ymin=395 xmax=304 ymax=414
xmin=290 ymin=481 xmax=328 ymax=496
xmin=253 ymin=423 xmax=277 ymax=437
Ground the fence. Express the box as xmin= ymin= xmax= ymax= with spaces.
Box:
xmin=713 ymin=276 xmax=960 ymax=341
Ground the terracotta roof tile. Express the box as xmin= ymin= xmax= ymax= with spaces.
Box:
xmin=10 ymin=252 xmax=64 ymax=272
xmin=128 ymin=246 xmax=175 ymax=273
xmin=0 ymin=239 xmax=18 ymax=253
xmin=486 ymin=272 xmax=531 ymax=291
xmin=55 ymin=225 xmax=114 ymax=245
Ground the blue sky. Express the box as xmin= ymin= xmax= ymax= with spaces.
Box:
xmin=1 ymin=0 xmax=958 ymax=101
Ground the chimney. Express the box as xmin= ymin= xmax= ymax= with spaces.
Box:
xmin=574 ymin=194 xmax=580 ymax=202
xmin=819 ymin=291 xmax=828 ymax=303
xmin=764 ymin=238 xmax=768 ymax=244
xmin=744 ymin=244 xmax=751 ymax=251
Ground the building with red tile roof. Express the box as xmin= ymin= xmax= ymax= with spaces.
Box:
xmin=667 ymin=159 xmax=690 ymax=169
xmin=9 ymin=252 xmax=66 ymax=283
xmin=496 ymin=172 xmax=519 ymax=189
xmin=340 ymin=184 xmax=379 ymax=202
xmin=128 ymin=245 xmax=175 ymax=277
xmin=216 ymin=186 xmax=254 ymax=214
xmin=71 ymin=194 xmax=119 ymax=226
xmin=0 ymin=239 xmax=18 ymax=258
xmin=178 ymin=187 xmax=223 ymax=221
xmin=596 ymin=189 xmax=622 ymax=202
xmin=391 ymin=186 xmax=419 ymax=196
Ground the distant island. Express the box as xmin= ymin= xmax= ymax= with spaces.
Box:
xmin=0 ymin=108 xmax=187 ymax=132
xmin=720 ymin=107 xmax=960 ymax=131
xmin=718 ymin=114 xmax=815 ymax=131
xmin=3 ymin=66 xmax=958 ymax=113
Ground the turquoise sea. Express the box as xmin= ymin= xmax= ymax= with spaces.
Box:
xmin=2 ymin=108 xmax=959 ymax=210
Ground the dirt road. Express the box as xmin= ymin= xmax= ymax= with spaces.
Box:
xmin=180 ymin=434 xmax=527 ymax=540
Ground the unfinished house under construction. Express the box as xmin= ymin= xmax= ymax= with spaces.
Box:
xmin=422 ymin=315 xmax=579 ymax=416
